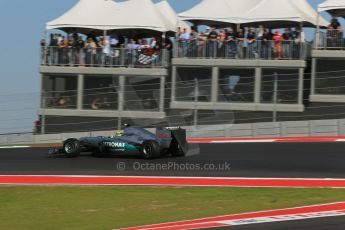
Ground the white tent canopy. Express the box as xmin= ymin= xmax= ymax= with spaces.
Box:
xmin=290 ymin=0 xmax=329 ymax=27
xmin=178 ymin=0 xmax=241 ymax=25
xmin=155 ymin=0 xmax=190 ymax=31
xmin=47 ymin=0 xmax=176 ymax=33
xmin=179 ymin=0 xmax=327 ymax=28
xmin=116 ymin=0 xmax=176 ymax=32
xmin=239 ymin=0 xmax=327 ymax=27
xmin=319 ymin=0 xmax=345 ymax=18
xmin=47 ymin=0 xmax=119 ymax=31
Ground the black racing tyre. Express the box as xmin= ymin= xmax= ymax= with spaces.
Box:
xmin=141 ymin=141 xmax=160 ymax=159
xmin=92 ymin=144 xmax=108 ymax=158
xmin=63 ymin=138 xmax=81 ymax=158
xmin=170 ymin=139 xmax=185 ymax=157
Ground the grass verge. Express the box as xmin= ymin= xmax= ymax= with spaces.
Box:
xmin=0 ymin=186 xmax=345 ymax=230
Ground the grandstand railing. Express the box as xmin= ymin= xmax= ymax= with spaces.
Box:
xmin=315 ymin=29 xmax=345 ymax=50
xmin=174 ymin=40 xmax=308 ymax=60
xmin=40 ymin=46 xmax=170 ymax=68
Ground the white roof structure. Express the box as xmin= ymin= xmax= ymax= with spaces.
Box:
xmin=117 ymin=0 xmax=176 ymax=32
xmin=47 ymin=0 xmax=176 ymax=33
xmin=47 ymin=0 xmax=118 ymax=31
xmin=178 ymin=0 xmax=239 ymax=25
xmin=179 ymin=0 xmax=327 ymax=28
xmin=319 ymin=0 xmax=345 ymax=18
xmin=290 ymin=0 xmax=329 ymax=27
xmin=155 ymin=0 xmax=190 ymax=31
xmin=240 ymin=0 xmax=327 ymax=27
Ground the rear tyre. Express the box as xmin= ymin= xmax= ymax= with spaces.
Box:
xmin=63 ymin=138 xmax=81 ymax=158
xmin=141 ymin=141 xmax=160 ymax=159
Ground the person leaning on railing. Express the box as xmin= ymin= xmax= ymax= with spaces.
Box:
xmin=225 ymin=27 xmax=236 ymax=59
xmin=282 ymin=28 xmax=292 ymax=59
xmin=189 ymin=27 xmax=199 ymax=57
xmin=246 ymin=27 xmax=257 ymax=59
xmin=59 ymin=36 xmax=68 ymax=65
xmin=177 ymin=28 xmax=190 ymax=57
xmin=85 ymin=37 xmax=97 ymax=66
xmin=206 ymin=26 xmax=218 ymax=58
xmin=327 ymin=18 xmax=343 ymax=49
xmin=272 ymin=29 xmax=283 ymax=59
xmin=236 ymin=28 xmax=245 ymax=59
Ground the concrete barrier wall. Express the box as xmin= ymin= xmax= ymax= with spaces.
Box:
xmin=1 ymin=118 xmax=345 ymax=145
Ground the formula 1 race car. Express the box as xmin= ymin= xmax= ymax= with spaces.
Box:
xmin=49 ymin=126 xmax=188 ymax=159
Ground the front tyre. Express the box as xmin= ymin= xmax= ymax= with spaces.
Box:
xmin=141 ymin=141 xmax=160 ymax=159
xmin=63 ymin=138 xmax=81 ymax=158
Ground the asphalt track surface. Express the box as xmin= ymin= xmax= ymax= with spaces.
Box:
xmin=0 ymin=143 xmax=345 ymax=178
xmin=212 ymin=216 xmax=345 ymax=230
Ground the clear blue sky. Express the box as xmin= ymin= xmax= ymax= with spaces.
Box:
xmin=0 ymin=0 xmax=331 ymax=133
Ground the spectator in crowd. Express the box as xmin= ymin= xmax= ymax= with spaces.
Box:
xmin=110 ymin=33 xmax=119 ymax=48
xmin=291 ymin=27 xmax=301 ymax=58
xmin=236 ymin=28 xmax=245 ymax=59
xmin=327 ymin=18 xmax=343 ymax=48
xmin=100 ymin=36 xmax=111 ymax=65
xmin=85 ymin=37 xmax=97 ymax=66
xmin=56 ymin=94 xmax=72 ymax=108
xmin=198 ymin=32 xmax=208 ymax=57
xmin=44 ymin=23 xmax=314 ymax=67
xmin=282 ymin=28 xmax=292 ymax=59
xmin=67 ymin=36 xmax=75 ymax=65
xmin=207 ymin=26 xmax=218 ymax=57
xmin=150 ymin=37 xmax=161 ymax=50
xmin=260 ymin=29 xmax=272 ymax=59
xmin=204 ymin=27 xmax=211 ymax=36
xmin=247 ymin=27 xmax=257 ymax=59
xmin=150 ymin=37 xmax=157 ymax=49
xmin=75 ymin=36 xmax=85 ymax=65
xmin=257 ymin=25 xmax=265 ymax=40
xmin=59 ymin=36 xmax=68 ymax=65
xmin=57 ymin=34 xmax=63 ymax=45
xmin=178 ymin=28 xmax=190 ymax=56
xmin=164 ymin=37 xmax=173 ymax=51
xmin=141 ymin=39 xmax=151 ymax=49
xmin=218 ymin=28 xmax=226 ymax=56
xmin=126 ymin=38 xmax=139 ymax=65
xmin=49 ymin=34 xmax=59 ymax=65
xmin=272 ymin=29 xmax=283 ymax=59
xmin=189 ymin=27 xmax=199 ymax=57
xmin=225 ymin=27 xmax=236 ymax=58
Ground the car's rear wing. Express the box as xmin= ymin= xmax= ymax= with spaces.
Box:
xmin=156 ymin=127 xmax=188 ymax=155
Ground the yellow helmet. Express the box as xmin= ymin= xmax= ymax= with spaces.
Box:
xmin=115 ymin=131 xmax=124 ymax=137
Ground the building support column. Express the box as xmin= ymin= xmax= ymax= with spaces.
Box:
xmin=311 ymin=58 xmax=317 ymax=95
xmin=171 ymin=66 xmax=177 ymax=102
xmin=254 ymin=67 xmax=262 ymax=104
xmin=159 ymin=76 xmax=165 ymax=112
xmin=77 ymin=74 xmax=84 ymax=110
xmin=40 ymin=74 xmax=46 ymax=135
xmin=118 ymin=75 xmax=125 ymax=130
xmin=211 ymin=66 xmax=219 ymax=103
xmin=298 ymin=68 xmax=304 ymax=105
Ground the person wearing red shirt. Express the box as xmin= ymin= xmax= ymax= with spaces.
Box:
xmin=272 ymin=30 xmax=283 ymax=59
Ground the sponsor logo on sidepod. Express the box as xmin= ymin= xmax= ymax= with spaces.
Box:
xmin=103 ymin=142 xmax=126 ymax=148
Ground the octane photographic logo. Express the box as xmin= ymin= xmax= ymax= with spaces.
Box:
xmin=103 ymin=142 xmax=126 ymax=148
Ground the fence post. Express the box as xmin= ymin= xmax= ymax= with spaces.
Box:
xmin=193 ymin=78 xmax=199 ymax=129
xmin=273 ymin=72 xmax=278 ymax=122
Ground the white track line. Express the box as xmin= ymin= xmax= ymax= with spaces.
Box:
xmin=0 ymin=146 xmax=30 ymax=149
xmin=211 ymin=140 xmax=276 ymax=143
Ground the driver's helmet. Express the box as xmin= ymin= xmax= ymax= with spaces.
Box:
xmin=115 ymin=131 xmax=124 ymax=137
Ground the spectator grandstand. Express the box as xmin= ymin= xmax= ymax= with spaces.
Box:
xmin=34 ymin=0 xmax=345 ymax=134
